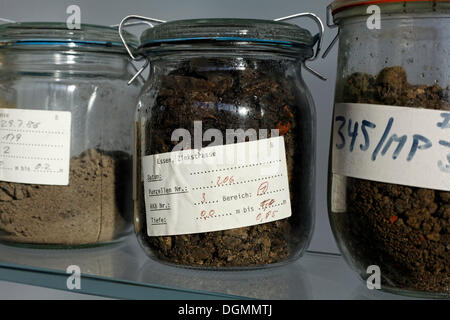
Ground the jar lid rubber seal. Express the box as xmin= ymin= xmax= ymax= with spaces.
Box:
xmin=119 ymin=13 xmax=327 ymax=83
xmin=138 ymin=18 xmax=316 ymax=50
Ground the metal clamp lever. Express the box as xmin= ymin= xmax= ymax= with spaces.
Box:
xmin=322 ymin=4 xmax=339 ymax=59
xmin=274 ymin=12 xmax=327 ymax=81
xmin=118 ymin=15 xmax=166 ymax=85
xmin=120 ymin=13 xmax=327 ymax=83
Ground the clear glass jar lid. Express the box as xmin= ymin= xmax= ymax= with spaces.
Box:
xmin=0 ymin=22 xmax=138 ymax=52
xmin=139 ymin=18 xmax=317 ymax=51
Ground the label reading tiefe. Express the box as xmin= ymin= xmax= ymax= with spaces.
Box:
xmin=0 ymin=108 xmax=71 ymax=185
xmin=332 ymin=103 xmax=450 ymax=191
xmin=143 ymin=136 xmax=292 ymax=237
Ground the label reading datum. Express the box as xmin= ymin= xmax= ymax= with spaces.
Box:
xmin=142 ymin=136 xmax=292 ymax=236
xmin=0 ymin=108 xmax=71 ymax=185
xmin=332 ymin=103 xmax=450 ymax=191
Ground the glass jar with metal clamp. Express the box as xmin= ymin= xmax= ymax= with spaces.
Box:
xmin=120 ymin=13 xmax=325 ymax=269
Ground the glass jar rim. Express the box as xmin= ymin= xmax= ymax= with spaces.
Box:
xmin=0 ymin=22 xmax=138 ymax=53
xmin=138 ymin=18 xmax=317 ymax=52
xmin=331 ymin=0 xmax=450 ymax=17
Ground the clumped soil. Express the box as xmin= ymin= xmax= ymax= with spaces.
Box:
xmin=0 ymin=149 xmax=132 ymax=246
xmin=137 ymin=58 xmax=314 ymax=267
xmin=331 ymin=66 xmax=450 ymax=293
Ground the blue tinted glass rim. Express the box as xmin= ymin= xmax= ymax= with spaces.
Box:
xmin=2 ymin=39 xmax=126 ymax=48
xmin=140 ymin=36 xmax=314 ymax=49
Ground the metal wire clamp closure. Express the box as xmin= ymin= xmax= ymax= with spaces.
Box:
xmin=120 ymin=13 xmax=327 ymax=84
xmin=118 ymin=15 xmax=166 ymax=85
xmin=322 ymin=4 xmax=339 ymax=59
xmin=274 ymin=12 xmax=326 ymax=81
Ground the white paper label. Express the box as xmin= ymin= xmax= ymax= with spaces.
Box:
xmin=0 ymin=108 xmax=71 ymax=185
xmin=330 ymin=173 xmax=348 ymax=213
xmin=143 ymin=136 xmax=292 ymax=236
xmin=332 ymin=103 xmax=450 ymax=191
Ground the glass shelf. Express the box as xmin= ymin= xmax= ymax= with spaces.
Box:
xmin=0 ymin=235 xmax=418 ymax=300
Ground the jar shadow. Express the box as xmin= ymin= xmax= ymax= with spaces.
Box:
xmin=0 ymin=240 xmax=141 ymax=279
xmin=138 ymin=258 xmax=312 ymax=299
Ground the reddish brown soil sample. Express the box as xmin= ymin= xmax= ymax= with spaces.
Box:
xmin=331 ymin=66 xmax=449 ymax=293
xmin=136 ymin=58 xmax=314 ymax=267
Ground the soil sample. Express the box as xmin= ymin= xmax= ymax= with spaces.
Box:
xmin=0 ymin=149 xmax=132 ymax=246
xmin=331 ymin=66 xmax=450 ymax=293
xmin=137 ymin=58 xmax=313 ymax=267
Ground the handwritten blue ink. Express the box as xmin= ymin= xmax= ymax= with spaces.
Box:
xmin=407 ymin=134 xmax=432 ymax=161
xmin=360 ymin=120 xmax=376 ymax=151
xmin=436 ymin=113 xmax=450 ymax=129
xmin=381 ymin=134 xmax=407 ymax=160
xmin=439 ymin=140 xmax=450 ymax=148
xmin=347 ymin=119 xmax=359 ymax=152
xmin=335 ymin=116 xmax=346 ymax=149
xmin=438 ymin=154 xmax=450 ymax=173
xmin=372 ymin=117 xmax=393 ymax=161
xmin=439 ymin=140 xmax=450 ymax=173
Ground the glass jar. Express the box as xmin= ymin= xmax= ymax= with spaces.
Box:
xmin=0 ymin=22 xmax=141 ymax=247
xmin=131 ymin=18 xmax=319 ymax=269
xmin=328 ymin=1 xmax=450 ymax=297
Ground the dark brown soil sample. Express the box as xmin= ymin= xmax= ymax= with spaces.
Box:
xmin=331 ymin=66 xmax=450 ymax=293
xmin=0 ymin=149 xmax=132 ymax=246
xmin=137 ymin=57 xmax=314 ymax=267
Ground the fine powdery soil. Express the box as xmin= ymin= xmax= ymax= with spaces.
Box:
xmin=0 ymin=149 xmax=132 ymax=246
